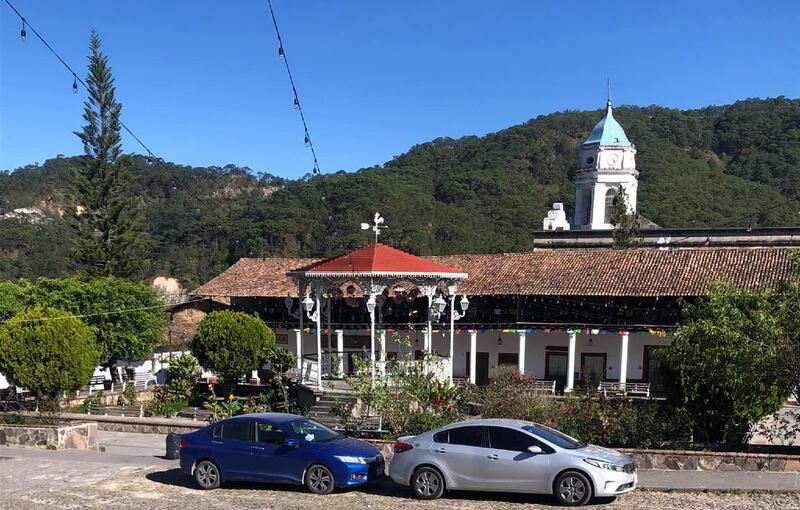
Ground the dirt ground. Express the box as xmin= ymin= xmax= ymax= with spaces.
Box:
xmin=2 ymin=466 xmax=799 ymax=510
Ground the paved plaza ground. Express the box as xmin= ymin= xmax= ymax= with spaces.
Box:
xmin=1 ymin=431 xmax=799 ymax=509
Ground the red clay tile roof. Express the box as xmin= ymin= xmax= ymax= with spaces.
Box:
xmin=291 ymin=243 xmax=466 ymax=277
xmin=191 ymin=248 xmax=796 ymax=298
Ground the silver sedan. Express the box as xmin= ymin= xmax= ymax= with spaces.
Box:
xmin=388 ymin=418 xmax=636 ymax=506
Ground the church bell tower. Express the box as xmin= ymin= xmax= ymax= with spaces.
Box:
xmin=573 ymin=98 xmax=638 ymax=230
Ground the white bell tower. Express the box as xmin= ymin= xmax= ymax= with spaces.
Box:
xmin=573 ymin=97 xmax=638 ymax=230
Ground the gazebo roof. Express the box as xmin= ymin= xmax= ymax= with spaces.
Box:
xmin=289 ymin=243 xmax=467 ymax=278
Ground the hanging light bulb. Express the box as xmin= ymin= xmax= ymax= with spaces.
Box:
xmin=304 ymin=134 xmax=310 ymax=146
xmin=293 ymin=97 xmax=300 ymax=109
xmin=20 ymin=20 xmax=27 ymax=42
xmin=278 ymin=46 xmax=285 ymax=60
xmin=72 ymin=75 xmax=78 ymax=93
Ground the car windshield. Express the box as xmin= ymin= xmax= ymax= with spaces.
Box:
xmin=523 ymin=423 xmax=586 ymax=450
xmin=287 ymin=418 xmax=341 ymax=443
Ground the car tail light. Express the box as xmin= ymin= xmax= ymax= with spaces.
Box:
xmin=180 ymin=439 xmax=188 ymax=448
xmin=393 ymin=441 xmax=413 ymax=454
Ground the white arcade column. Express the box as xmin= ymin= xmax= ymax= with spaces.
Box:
xmin=518 ymin=330 xmax=527 ymax=374
xmin=335 ymin=329 xmax=344 ymax=376
xmin=294 ymin=329 xmax=302 ymax=370
xmin=469 ymin=329 xmax=477 ymax=385
xmin=566 ymin=331 xmax=577 ymax=392
xmin=379 ymin=330 xmax=387 ymax=377
xmin=619 ymin=331 xmax=629 ymax=389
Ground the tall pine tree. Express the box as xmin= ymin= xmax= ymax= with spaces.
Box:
xmin=69 ymin=31 xmax=149 ymax=278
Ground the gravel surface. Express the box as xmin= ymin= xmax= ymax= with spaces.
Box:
xmin=2 ymin=467 xmax=799 ymax=510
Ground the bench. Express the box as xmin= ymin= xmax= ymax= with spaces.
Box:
xmin=131 ymin=372 xmax=156 ymax=391
xmin=532 ymin=380 xmax=557 ymax=395
xmin=75 ymin=375 xmax=108 ymax=397
xmin=598 ymin=381 xmax=650 ymax=398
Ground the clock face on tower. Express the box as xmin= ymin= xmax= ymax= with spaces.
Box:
xmin=608 ymin=153 xmax=620 ymax=167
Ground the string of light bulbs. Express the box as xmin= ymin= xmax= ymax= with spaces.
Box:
xmin=3 ymin=0 xmax=236 ymax=227
xmin=266 ymin=0 xmax=321 ymax=176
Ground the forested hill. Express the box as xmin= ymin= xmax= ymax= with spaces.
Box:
xmin=2 ymin=97 xmax=799 ymax=287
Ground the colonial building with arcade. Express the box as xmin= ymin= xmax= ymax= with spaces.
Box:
xmin=189 ymin=101 xmax=800 ymax=395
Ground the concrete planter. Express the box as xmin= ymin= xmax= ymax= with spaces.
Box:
xmin=0 ymin=421 xmax=97 ymax=450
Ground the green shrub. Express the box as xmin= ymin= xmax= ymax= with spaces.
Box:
xmin=167 ymin=353 xmax=200 ymax=381
xmin=480 ymin=365 xmax=554 ymax=422
xmin=0 ymin=306 xmax=99 ymax=398
xmin=263 ymin=346 xmax=297 ymax=374
xmin=122 ymin=384 xmax=137 ymax=405
xmin=192 ymin=311 xmax=275 ymax=383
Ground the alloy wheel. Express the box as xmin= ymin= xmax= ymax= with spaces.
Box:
xmin=195 ymin=461 xmax=219 ymax=489
xmin=559 ymin=475 xmax=587 ymax=504
xmin=413 ymin=469 xmax=443 ymax=499
xmin=307 ymin=466 xmax=334 ymax=494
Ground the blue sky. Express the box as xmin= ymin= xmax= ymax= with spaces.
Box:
xmin=1 ymin=0 xmax=799 ymax=177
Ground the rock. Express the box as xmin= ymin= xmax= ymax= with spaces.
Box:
xmin=682 ymin=456 xmax=698 ymax=470
xmin=698 ymin=457 xmax=721 ymax=470
xmin=651 ymin=455 xmax=668 ymax=469
xmin=635 ymin=454 xmax=654 ymax=470
xmin=744 ymin=458 xmax=762 ymax=471
xmin=768 ymin=459 xmax=786 ymax=471
xmin=784 ymin=460 xmax=800 ymax=472
xmin=719 ymin=461 xmax=742 ymax=472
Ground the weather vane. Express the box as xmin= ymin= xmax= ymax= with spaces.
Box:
xmin=361 ymin=212 xmax=386 ymax=244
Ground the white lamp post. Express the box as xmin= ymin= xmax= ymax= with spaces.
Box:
xmin=449 ymin=294 xmax=469 ymax=382
xmin=284 ymin=296 xmax=303 ymax=370
xmin=366 ymin=294 xmax=377 ymax=383
xmin=301 ymin=295 xmax=322 ymax=390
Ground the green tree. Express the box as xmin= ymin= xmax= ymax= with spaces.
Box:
xmin=68 ymin=30 xmax=149 ymax=278
xmin=0 ymin=277 xmax=167 ymax=370
xmin=192 ymin=311 xmax=275 ymax=384
xmin=775 ymin=252 xmax=800 ymax=399
xmin=660 ymin=280 xmax=793 ymax=444
xmin=609 ymin=186 xmax=640 ymax=249
xmin=0 ymin=306 xmax=99 ymax=398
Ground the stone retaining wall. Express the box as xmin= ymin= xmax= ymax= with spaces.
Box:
xmin=619 ymin=448 xmax=800 ymax=473
xmin=0 ymin=421 xmax=97 ymax=450
xmin=57 ymin=413 xmax=203 ymax=434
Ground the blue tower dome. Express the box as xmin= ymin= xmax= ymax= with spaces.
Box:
xmin=581 ymin=100 xmax=631 ymax=147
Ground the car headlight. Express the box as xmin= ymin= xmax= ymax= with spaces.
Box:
xmin=584 ymin=458 xmax=625 ymax=472
xmin=334 ymin=455 xmax=367 ymax=464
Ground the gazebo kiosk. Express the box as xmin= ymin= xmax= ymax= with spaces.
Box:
xmin=288 ymin=242 xmax=467 ymax=389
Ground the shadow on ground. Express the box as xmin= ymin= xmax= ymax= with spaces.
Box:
xmin=145 ymin=468 xmax=614 ymax=506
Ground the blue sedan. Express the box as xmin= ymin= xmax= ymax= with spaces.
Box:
xmin=179 ymin=413 xmax=384 ymax=494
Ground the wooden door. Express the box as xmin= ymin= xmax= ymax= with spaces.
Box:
xmin=643 ymin=346 xmax=665 ymax=395
xmin=545 ymin=352 xmax=568 ymax=391
xmin=581 ymin=353 xmax=607 ymax=390
xmin=466 ymin=352 xmax=490 ymax=386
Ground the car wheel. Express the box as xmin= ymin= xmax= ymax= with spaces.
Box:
xmin=305 ymin=464 xmax=335 ymax=494
xmin=412 ymin=466 xmax=445 ymax=500
xmin=194 ymin=460 xmax=221 ymax=490
xmin=554 ymin=471 xmax=592 ymax=506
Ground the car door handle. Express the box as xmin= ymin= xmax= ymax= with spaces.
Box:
xmin=487 ymin=454 xmax=499 ymax=460
xmin=252 ymin=445 xmax=265 ymax=451
xmin=211 ymin=440 xmax=223 ymax=445
xmin=434 ymin=448 xmax=447 ymax=454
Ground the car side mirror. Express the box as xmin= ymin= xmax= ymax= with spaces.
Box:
xmin=284 ymin=438 xmax=298 ymax=448
xmin=527 ymin=445 xmax=543 ymax=454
